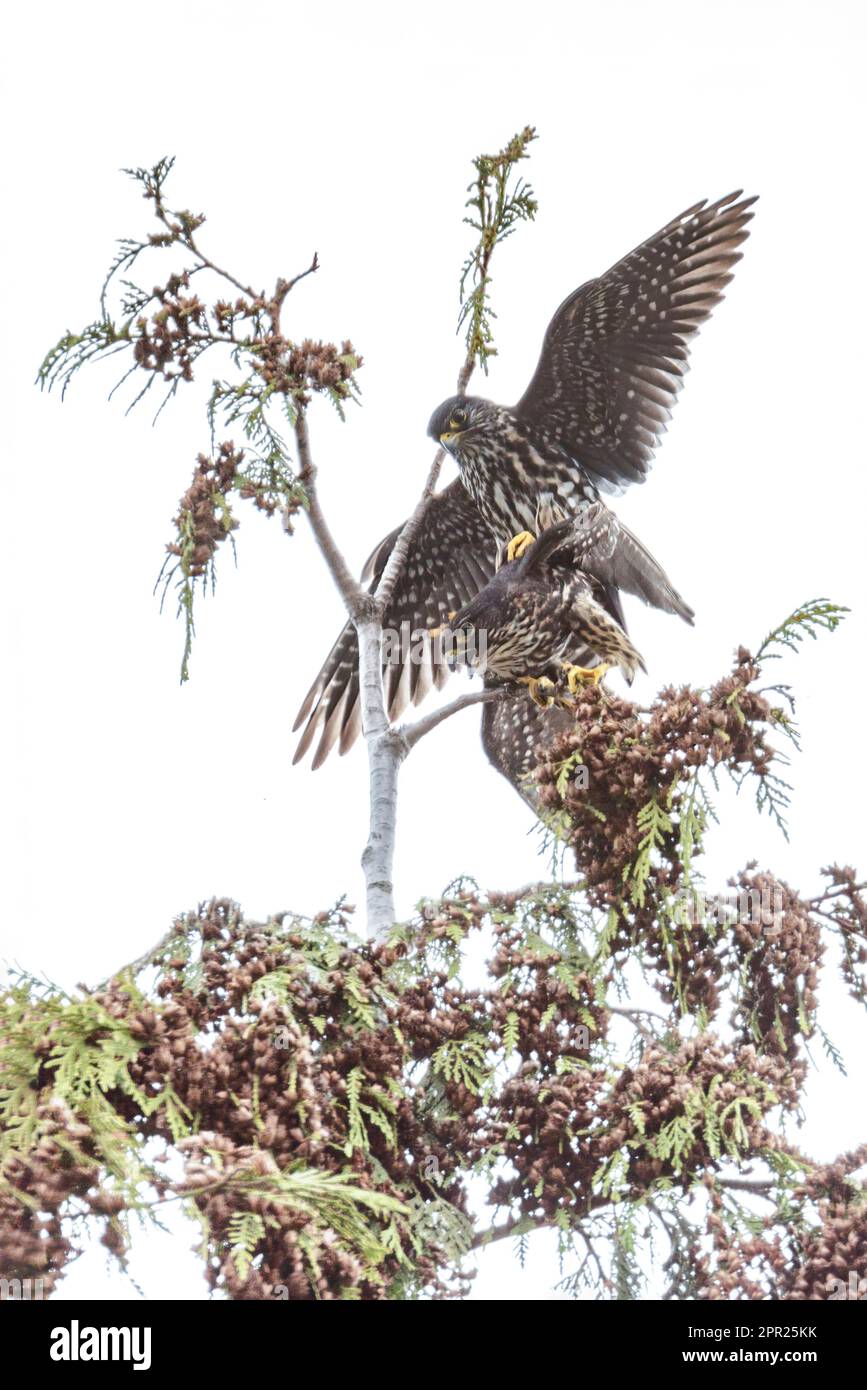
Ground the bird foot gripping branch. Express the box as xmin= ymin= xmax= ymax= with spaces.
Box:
xmin=518 ymin=674 xmax=558 ymax=707
xmin=563 ymin=660 xmax=611 ymax=693
xmin=519 ymin=661 xmax=610 ymax=710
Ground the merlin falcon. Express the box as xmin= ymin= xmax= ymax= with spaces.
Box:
xmin=441 ymin=517 xmax=648 ymax=698
xmin=439 ymin=501 xmax=696 ymax=702
xmin=293 ymin=191 xmax=755 ymax=767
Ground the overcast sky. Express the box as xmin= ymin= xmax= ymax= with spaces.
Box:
xmin=2 ymin=0 xmax=865 ymax=1300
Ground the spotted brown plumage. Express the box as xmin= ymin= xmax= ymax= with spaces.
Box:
xmin=428 ymin=190 xmax=756 ymax=523
xmin=534 ymin=497 xmax=694 ymax=626
xmin=443 ymin=519 xmax=647 ymax=690
xmin=480 ymin=680 xmax=575 ymax=815
xmin=293 ymin=191 xmax=753 ymax=765
xmin=292 ymin=480 xmax=496 ymax=768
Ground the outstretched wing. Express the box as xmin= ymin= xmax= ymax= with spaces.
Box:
xmin=515 ymin=191 xmax=756 ymax=491
xmin=561 ymin=502 xmax=694 ymax=625
xmin=293 ymin=479 xmax=496 ymax=767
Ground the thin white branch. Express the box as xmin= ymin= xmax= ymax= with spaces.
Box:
xmin=295 ymin=413 xmax=405 ymax=941
xmin=291 ymin=285 xmax=488 ymax=943
xmin=357 ymin=617 xmax=409 ymax=944
xmin=402 ymin=685 xmax=509 ymax=749
xmin=374 ymin=338 xmax=479 ymax=614
xmin=375 ymin=447 xmax=443 ymax=612
xmin=295 ymin=411 xmax=365 ymax=614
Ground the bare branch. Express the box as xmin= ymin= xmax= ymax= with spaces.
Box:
xmin=374 ymin=447 xmax=444 ymax=612
xmin=607 ymin=1004 xmax=670 ymax=1041
xmin=718 ymin=1178 xmax=775 ymax=1195
xmin=361 ymin=717 xmax=409 ymax=944
xmin=288 ymin=133 xmax=541 ymax=938
xmin=809 ymin=881 xmax=867 ymax=906
xmin=402 ymin=685 xmax=510 ymax=749
xmin=292 ymin=410 xmax=402 ymax=939
xmin=372 ymin=131 xmax=537 ymax=616
xmin=269 ymin=254 xmax=320 ymax=331
xmin=294 ymin=411 xmax=365 ymax=615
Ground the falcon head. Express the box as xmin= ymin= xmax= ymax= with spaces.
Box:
xmin=439 ymin=590 xmax=498 ymax=673
xmin=426 ymin=395 xmax=502 ymax=458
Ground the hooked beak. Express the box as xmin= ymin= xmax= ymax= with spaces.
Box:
xmin=439 ymin=430 xmax=461 ymax=447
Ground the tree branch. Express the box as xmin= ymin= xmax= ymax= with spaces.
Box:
xmin=286 ymin=130 xmax=539 ymax=942
xmin=269 ymin=254 xmax=320 ymax=331
xmin=608 ymin=1004 xmax=671 ymax=1040
xmin=374 ymin=447 xmax=444 ymax=612
xmin=375 ymin=288 xmax=486 ymax=615
xmin=718 ymin=1177 xmax=775 ymax=1196
xmin=402 ymin=685 xmax=510 ymax=749
xmin=294 ymin=411 xmax=365 ymax=615
xmin=293 ymin=411 xmax=404 ymax=939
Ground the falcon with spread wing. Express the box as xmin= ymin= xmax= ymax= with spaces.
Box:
xmin=293 ymin=191 xmax=754 ymax=766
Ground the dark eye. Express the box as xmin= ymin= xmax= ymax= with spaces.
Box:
xmin=449 ymin=407 xmax=468 ymax=429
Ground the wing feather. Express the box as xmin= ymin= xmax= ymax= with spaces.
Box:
xmin=552 ymin=502 xmax=694 ymax=625
xmin=515 ymin=191 xmax=756 ymax=490
xmin=293 ymin=478 xmax=497 ymax=766
xmin=481 ymin=680 xmax=575 ymax=815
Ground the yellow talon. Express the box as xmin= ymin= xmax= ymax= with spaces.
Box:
xmin=519 ymin=674 xmax=557 ymax=708
xmin=562 ymin=661 xmax=612 ymax=694
xmin=506 ymin=530 xmax=536 ymax=563
xmin=428 ymin=611 xmax=457 ymax=637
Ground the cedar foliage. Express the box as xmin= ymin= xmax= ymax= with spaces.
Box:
xmin=5 ymin=134 xmax=865 ymax=1301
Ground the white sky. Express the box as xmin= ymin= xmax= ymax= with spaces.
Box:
xmin=2 ymin=0 xmax=865 ymax=1300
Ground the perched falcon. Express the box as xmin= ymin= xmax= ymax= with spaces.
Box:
xmin=427 ymin=190 xmax=755 ymax=536
xmin=293 ymin=191 xmax=754 ymax=766
xmin=293 ymin=479 xmax=498 ymax=767
xmin=440 ymin=518 xmax=647 ymax=698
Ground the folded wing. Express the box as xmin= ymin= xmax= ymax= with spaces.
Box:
xmin=480 ymin=678 xmax=575 ymax=816
xmin=533 ymin=502 xmax=694 ymax=625
xmin=564 ymin=502 xmax=694 ymax=625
